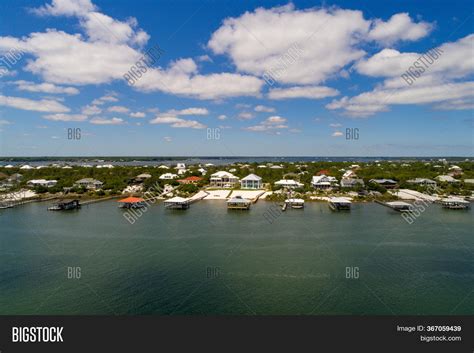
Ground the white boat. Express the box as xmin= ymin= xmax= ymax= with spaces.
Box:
xmin=285 ymin=198 xmax=305 ymax=209
xmin=329 ymin=197 xmax=351 ymax=211
xmin=440 ymin=197 xmax=470 ymax=209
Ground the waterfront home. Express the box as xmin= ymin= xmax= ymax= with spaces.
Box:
xmin=240 ymin=174 xmax=263 ymax=189
xmin=164 ymin=196 xmax=190 ymax=209
xmin=227 ymin=195 xmax=251 ymax=210
xmin=436 ymin=175 xmax=459 ymax=183
xmin=406 ymin=178 xmax=437 ymax=187
xmin=134 ymin=173 xmax=152 ymax=183
xmin=274 ymin=179 xmax=304 ymax=189
xmin=312 ymin=175 xmax=338 ymax=189
xmin=210 ymin=171 xmax=239 ymax=188
xmin=340 ymin=178 xmax=365 ymax=188
xmin=369 ymin=179 xmax=398 ymax=189
xmin=20 ymin=165 xmax=34 ymax=170
xmin=74 ymin=178 xmax=103 ymax=190
xmin=27 ymin=179 xmax=57 ymax=188
xmin=159 ymin=173 xmax=178 ymax=180
xmin=177 ymin=176 xmax=203 ymax=184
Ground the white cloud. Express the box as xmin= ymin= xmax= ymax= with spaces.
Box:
xmin=0 ymin=119 xmax=12 ymax=125
xmin=133 ymin=59 xmax=264 ymax=99
xmin=43 ymin=113 xmax=87 ymax=121
xmin=238 ymin=112 xmax=255 ymax=120
xmin=217 ymin=114 xmax=227 ymax=120
xmin=327 ymin=81 xmax=474 ymax=117
xmin=92 ymin=94 xmax=119 ymax=105
xmin=329 ymin=123 xmax=342 ymax=128
xmin=32 ymin=0 xmax=96 ymax=17
xmin=268 ymin=86 xmax=339 ymax=100
xmin=81 ymin=104 xmax=102 ymax=115
xmin=208 ymin=5 xmax=370 ymax=85
xmin=149 ymin=112 xmax=206 ymax=129
xmin=254 ymin=105 xmax=275 ymax=112
xmin=368 ymin=13 xmax=433 ymax=44
xmin=172 ymin=107 xmax=209 ymax=115
xmin=90 ymin=117 xmax=124 ymax=125
xmin=0 ymin=95 xmax=70 ymax=112
xmin=164 ymin=136 xmax=172 ymax=142
xmin=130 ymin=112 xmax=146 ymax=118
xmin=197 ymin=55 xmax=212 ymax=62
xmin=244 ymin=115 xmax=288 ymax=132
xmin=12 ymin=80 xmax=79 ymax=95
xmin=332 ymin=131 xmax=343 ymax=137
xmin=107 ymin=105 xmax=130 ymax=113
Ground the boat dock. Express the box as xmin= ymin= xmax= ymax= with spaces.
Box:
xmin=164 ymin=196 xmax=190 ymax=209
xmin=227 ymin=195 xmax=251 ymax=210
xmin=376 ymin=200 xmax=412 ymax=212
xmin=329 ymin=197 xmax=351 ymax=211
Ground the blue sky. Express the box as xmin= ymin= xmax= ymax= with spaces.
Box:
xmin=0 ymin=0 xmax=472 ymax=157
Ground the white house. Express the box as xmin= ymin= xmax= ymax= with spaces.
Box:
xmin=342 ymin=170 xmax=356 ymax=179
xmin=341 ymin=178 xmax=364 ymax=188
xmin=407 ymin=178 xmax=437 ymax=186
xmin=74 ymin=178 xmax=103 ymax=189
xmin=20 ymin=165 xmax=34 ymax=170
xmin=27 ymin=179 xmax=57 ymax=187
xmin=240 ymin=174 xmax=263 ymax=189
xmin=274 ymin=179 xmax=304 ymax=188
xmin=270 ymin=165 xmax=283 ymax=169
xmin=176 ymin=163 xmax=186 ymax=170
xmin=159 ymin=173 xmax=178 ymax=180
xmin=198 ymin=168 xmax=207 ymax=175
xmin=210 ymin=171 xmax=239 ymax=188
xmin=449 ymin=165 xmax=463 ymax=176
xmin=436 ymin=175 xmax=459 ymax=183
xmin=312 ymin=175 xmax=338 ymax=189
xmin=158 ymin=165 xmax=169 ymax=169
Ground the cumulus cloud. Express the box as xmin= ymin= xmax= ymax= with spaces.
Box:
xmin=130 ymin=111 xmax=146 ymax=118
xmin=268 ymin=86 xmax=339 ymax=100
xmin=149 ymin=109 xmax=207 ymax=129
xmin=368 ymin=13 xmax=433 ymax=44
xmin=254 ymin=105 xmax=275 ymax=112
xmin=31 ymin=0 xmax=96 ymax=17
xmin=171 ymin=107 xmax=209 ymax=115
xmin=81 ymin=104 xmax=102 ymax=115
xmin=107 ymin=105 xmax=130 ymax=113
xmin=237 ymin=112 xmax=255 ymax=120
xmin=332 ymin=131 xmax=343 ymax=137
xmin=0 ymin=95 xmax=70 ymax=112
xmin=12 ymin=80 xmax=79 ymax=94
xmin=90 ymin=117 xmax=124 ymax=125
xmin=217 ymin=114 xmax=227 ymax=120
xmin=43 ymin=113 xmax=87 ymax=121
xmin=244 ymin=115 xmax=288 ymax=132
xmin=91 ymin=94 xmax=118 ymax=105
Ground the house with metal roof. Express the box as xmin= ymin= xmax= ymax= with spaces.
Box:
xmin=210 ymin=171 xmax=239 ymax=188
xmin=312 ymin=175 xmax=338 ymax=189
xmin=274 ymin=179 xmax=304 ymax=188
xmin=240 ymin=174 xmax=263 ymax=189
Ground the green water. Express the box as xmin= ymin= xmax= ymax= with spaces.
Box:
xmin=0 ymin=200 xmax=473 ymax=315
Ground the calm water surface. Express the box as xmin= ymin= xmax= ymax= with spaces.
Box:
xmin=1 ymin=201 xmax=473 ymax=315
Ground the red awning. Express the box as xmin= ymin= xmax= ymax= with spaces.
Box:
xmin=117 ymin=197 xmax=145 ymax=203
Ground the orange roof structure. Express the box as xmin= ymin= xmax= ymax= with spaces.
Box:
xmin=316 ymin=170 xmax=330 ymax=176
xmin=177 ymin=176 xmax=203 ymax=182
xmin=117 ymin=197 xmax=145 ymax=203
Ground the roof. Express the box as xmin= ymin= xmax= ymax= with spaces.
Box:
xmin=369 ymin=179 xmax=397 ymax=184
xmin=118 ymin=197 xmax=145 ymax=203
xmin=76 ymin=178 xmax=102 ymax=183
xmin=178 ymin=176 xmax=203 ymax=182
xmin=316 ymin=169 xmax=330 ymax=175
xmin=241 ymin=173 xmax=262 ymax=181
xmin=386 ymin=201 xmax=411 ymax=207
xmin=164 ymin=196 xmax=189 ymax=203
xmin=136 ymin=173 xmax=152 ymax=178
xmin=330 ymin=197 xmax=352 ymax=204
xmin=211 ymin=171 xmax=237 ymax=178
xmin=275 ymin=179 xmax=303 ymax=186
xmin=285 ymin=198 xmax=304 ymax=203
xmin=227 ymin=196 xmax=250 ymax=203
